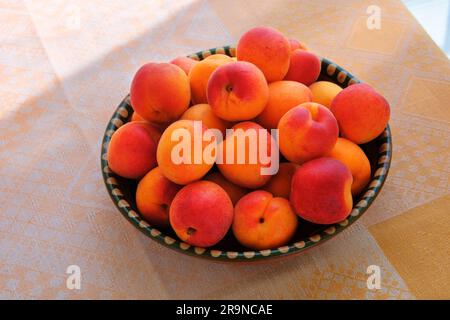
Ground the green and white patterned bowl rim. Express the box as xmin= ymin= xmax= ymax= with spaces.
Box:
xmin=100 ymin=46 xmax=392 ymax=261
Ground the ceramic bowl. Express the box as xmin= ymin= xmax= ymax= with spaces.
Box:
xmin=100 ymin=46 xmax=392 ymax=262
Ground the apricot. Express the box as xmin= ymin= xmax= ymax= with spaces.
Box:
xmin=290 ymin=157 xmax=353 ymax=224
xmin=217 ymin=122 xmax=275 ymax=189
xmin=130 ymin=63 xmax=190 ymax=124
xmin=131 ymin=111 xmax=146 ymax=122
xmin=309 ymin=81 xmax=342 ymax=108
xmin=207 ymin=61 xmax=269 ymax=121
xmin=233 ymin=190 xmax=298 ymax=250
xmin=263 ymin=162 xmax=299 ymax=199
xmin=170 ymin=56 xmax=198 ymax=76
xmin=256 ymin=80 xmax=312 ymax=129
xmin=189 ymin=54 xmax=233 ymax=104
xmin=278 ymin=102 xmax=338 ymax=164
xmin=204 ymin=172 xmax=248 ymax=205
xmin=157 ymin=120 xmax=214 ymax=185
xmin=107 ymin=122 xmax=161 ymax=179
xmin=170 ymin=181 xmax=233 ymax=247
xmin=288 ymin=38 xmax=308 ymax=51
xmin=284 ymin=49 xmax=321 ymax=86
xmin=327 ymin=138 xmax=371 ymax=196
xmin=180 ymin=103 xmax=231 ymax=135
xmin=129 ymin=114 xmax=167 ymax=133
xmin=136 ymin=167 xmax=181 ymax=228
xmin=237 ymin=26 xmax=291 ymax=82
xmin=330 ymin=83 xmax=390 ymax=144
xmin=131 ymin=111 xmax=171 ymax=131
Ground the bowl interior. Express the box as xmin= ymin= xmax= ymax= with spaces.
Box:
xmin=101 ymin=46 xmax=392 ymax=261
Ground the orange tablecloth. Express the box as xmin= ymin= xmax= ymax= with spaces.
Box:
xmin=0 ymin=0 xmax=449 ymax=299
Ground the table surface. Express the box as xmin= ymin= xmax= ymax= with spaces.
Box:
xmin=0 ymin=0 xmax=449 ymax=300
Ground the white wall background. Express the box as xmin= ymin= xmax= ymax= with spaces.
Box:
xmin=403 ymin=0 xmax=450 ymax=57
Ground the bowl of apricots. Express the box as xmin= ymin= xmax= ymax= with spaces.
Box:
xmin=101 ymin=26 xmax=392 ymax=262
